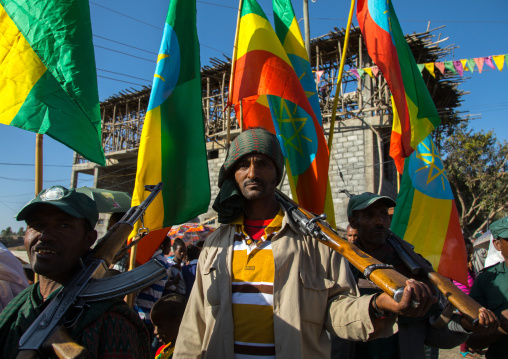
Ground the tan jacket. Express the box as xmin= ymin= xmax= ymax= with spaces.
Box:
xmin=174 ymin=210 xmax=397 ymax=359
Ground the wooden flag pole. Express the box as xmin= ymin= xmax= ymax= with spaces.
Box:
xmin=34 ymin=133 xmax=43 ymax=283
xmin=35 ymin=134 xmax=43 ymax=195
xmin=226 ymin=0 xmax=244 ymax=148
xmin=125 ymin=242 xmax=138 ymax=307
xmin=239 ymin=99 xmax=243 ymax=132
xmin=328 ymin=0 xmax=356 ymax=152
xmin=303 ymin=0 xmax=311 ymax=60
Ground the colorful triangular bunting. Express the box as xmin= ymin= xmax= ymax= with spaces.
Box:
xmin=466 ymin=59 xmax=476 ymax=74
xmin=474 ymin=57 xmax=484 ymax=73
xmin=350 ymin=68 xmax=360 ymax=79
xmin=435 ymin=62 xmax=445 ymax=75
xmin=424 ymin=63 xmax=435 ymax=78
xmin=460 ymin=59 xmax=469 ymax=71
xmin=485 ymin=56 xmax=496 ymax=70
xmin=453 ymin=60 xmax=464 ymax=76
xmin=372 ymin=66 xmax=379 ymax=77
xmin=315 ymin=70 xmax=325 ymax=84
xmin=364 ymin=67 xmax=373 ymax=78
xmin=493 ymin=55 xmax=505 ymax=71
xmin=444 ymin=61 xmax=457 ymax=75
xmin=417 ymin=63 xmax=425 ymax=73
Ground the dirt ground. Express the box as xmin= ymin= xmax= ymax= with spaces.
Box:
xmin=439 ymin=346 xmax=484 ymax=359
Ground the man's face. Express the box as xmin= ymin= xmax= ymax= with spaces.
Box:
xmin=346 ymin=226 xmax=358 ymax=243
xmin=24 ymin=204 xmax=96 ymax=283
xmin=173 ymin=244 xmax=187 ymax=262
xmin=493 ymin=237 xmax=508 ymax=263
xmin=349 ymin=201 xmax=390 ymax=250
xmin=234 ymin=153 xmax=278 ymax=201
xmin=160 ymin=240 xmax=171 ymax=255
xmin=153 ymin=316 xmax=181 ymax=345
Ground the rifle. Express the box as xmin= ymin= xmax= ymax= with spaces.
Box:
xmin=386 ymin=231 xmax=481 ymax=325
xmin=275 ymin=190 xmax=481 ymax=325
xmin=17 ymin=183 xmax=166 ymax=359
xmin=276 ymin=190 xmax=408 ymax=302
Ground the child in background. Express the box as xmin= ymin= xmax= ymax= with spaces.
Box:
xmin=165 ymin=238 xmax=187 ymax=296
xmin=151 ymin=293 xmax=187 ymax=359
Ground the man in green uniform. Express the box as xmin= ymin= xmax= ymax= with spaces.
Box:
xmin=0 ymin=186 xmax=150 ymax=358
xmin=345 ymin=192 xmax=497 ymax=359
xmin=468 ymin=217 xmax=508 ymax=358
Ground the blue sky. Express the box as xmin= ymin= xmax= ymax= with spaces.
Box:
xmin=0 ymin=0 xmax=506 ymax=232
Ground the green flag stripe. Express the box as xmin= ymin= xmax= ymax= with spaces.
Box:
xmin=159 ymin=0 xmax=210 ymax=226
xmin=272 ymin=0 xmax=293 ymax=42
xmin=2 ymin=0 xmax=100 ymax=130
xmin=241 ymin=0 xmax=268 ymax=19
xmin=390 ymin=158 xmax=415 ymax=238
xmin=10 ymin=70 xmax=105 ymax=164
xmin=389 ymin=1 xmax=440 ymax=128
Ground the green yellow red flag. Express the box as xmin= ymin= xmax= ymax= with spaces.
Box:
xmin=272 ymin=0 xmax=335 ymax=226
xmin=357 ymin=0 xmax=440 ymax=173
xmin=391 ymin=135 xmax=467 ymax=285
xmin=131 ymin=0 xmax=210 ymax=264
xmin=0 ymin=0 xmax=105 ymax=165
xmin=230 ymin=0 xmax=330 ymax=216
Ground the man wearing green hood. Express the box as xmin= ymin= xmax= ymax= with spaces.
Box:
xmin=468 ymin=217 xmax=508 ymax=358
xmin=174 ymin=128 xmax=435 ymax=359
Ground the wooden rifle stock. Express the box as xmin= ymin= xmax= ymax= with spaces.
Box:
xmin=388 ymin=232 xmax=481 ymax=325
xmin=275 ymin=190 xmax=409 ymax=302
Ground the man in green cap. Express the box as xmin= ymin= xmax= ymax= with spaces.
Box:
xmin=346 ymin=192 xmax=498 ymax=359
xmin=467 ymin=216 xmax=508 ymax=358
xmin=175 ymin=128 xmax=436 ymax=359
xmin=0 ymin=186 xmax=150 ymax=358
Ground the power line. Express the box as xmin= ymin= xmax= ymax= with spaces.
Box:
xmin=97 ymin=69 xmax=152 ymax=83
xmin=93 ymin=34 xmax=158 ymax=55
xmin=97 ymin=75 xmax=147 ymax=87
xmin=89 ymin=1 xmax=163 ymax=30
xmin=90 ymin=1 xmax=228 ymax=56
xmin=0 ymin=162 xmax=71 ymax=167
xmin=197 ymin=1 xmax=237 ymax=10
xmin=94 ymin=44 xmax=154 ymax=62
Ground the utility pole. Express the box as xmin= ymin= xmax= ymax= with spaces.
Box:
xmin=303 ymin=0 xmax=311 ymax=60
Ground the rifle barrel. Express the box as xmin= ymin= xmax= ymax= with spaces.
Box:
xmin=276 ymin=190 xmax=408 ymax=302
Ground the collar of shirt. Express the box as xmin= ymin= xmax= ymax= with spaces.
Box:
xmin=232 ymin=207 xmax=284 ymax=249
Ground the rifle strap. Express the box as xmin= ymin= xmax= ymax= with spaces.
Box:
xmin=429 ymin=302 xmax=455 ymax=329
xmin=363 ymin=264 xmax=395 ymax=280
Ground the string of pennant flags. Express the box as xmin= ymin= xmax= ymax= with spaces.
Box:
xmin=330 ymin=54 xmax=508 ymax=81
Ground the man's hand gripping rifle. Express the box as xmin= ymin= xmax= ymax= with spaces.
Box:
xmin=276 ymin=190 xmax=481 ymax=325
xmin=386 ymin=231 xmax=482 ymax=325
xmin=17 ymin=183 xmax=165 ymax=359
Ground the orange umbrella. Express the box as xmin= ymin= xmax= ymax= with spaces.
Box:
xmin=168 ymin=223 xmax=215 ymax=246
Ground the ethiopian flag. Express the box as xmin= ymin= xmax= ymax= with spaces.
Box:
xmin=272 ymin=0 xmax=335 ymax=225
xmin=357 ymin=0 xmax=440 ymax=173
xmin=391 ymin=136 xmax=467 ymax=285
xmin=131 ymin=0 xmax=210 ymax=263
xmin=0 ymin=0 xmax=105 ymax=165
xmin=230 ymin=0 xmax=330 ymax=215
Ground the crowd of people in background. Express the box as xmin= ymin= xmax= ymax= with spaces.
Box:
xmin=0 ymin=129 xmax=506 ymax=359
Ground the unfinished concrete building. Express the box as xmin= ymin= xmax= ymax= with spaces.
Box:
xmin=71 ymin=25 xmax=465 ymax=230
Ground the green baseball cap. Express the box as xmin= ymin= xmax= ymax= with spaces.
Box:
xmin=16 ymin=186 xmax=99 ymax=228
xmin=490 ymin=216 xmax=508 ymax=240
xmin=347 ymin=192 xmax=396 ymax=217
